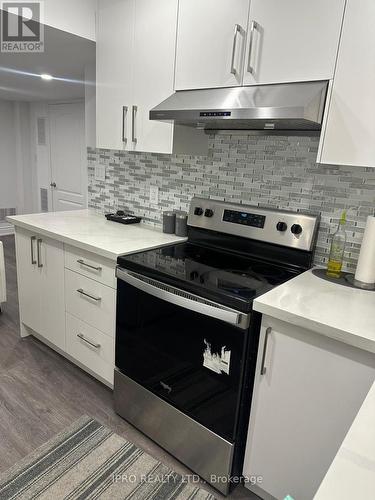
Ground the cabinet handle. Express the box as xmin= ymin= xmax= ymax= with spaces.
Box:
xmin=77 ymin=333 xmax=101 ymax=349
xmin=37 ymin=238 xmax=43 ymax=268
xmin=230 ymin=24 xmax=241 ymax=75
xmin=247 ymin=20 xmax=259 ymax=75
xmin=131 ymin=105 xmax=137 ymax=144
xmin=260 ymin=327 xmax=271 ymax=375
xmin=77 ymin=259 xmax=102 ymax=272
xmin=30 ymin=236 xmax=37 ymax=265
xmin=77 ymin=288 xmax=102 ymax=301
xmin=122 ymin=106 xmax=128 ymax=143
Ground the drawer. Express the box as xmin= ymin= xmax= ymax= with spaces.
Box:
xmin=64 ymin=245 xmax=116 ymax=288
xmin=66 ymin=313 xmax=114 ymax=385
xmin=65 ymin=269 xmax=116 ymax=336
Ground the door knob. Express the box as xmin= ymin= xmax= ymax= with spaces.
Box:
xmin=50 ymin=182 xmax=57 ymax=188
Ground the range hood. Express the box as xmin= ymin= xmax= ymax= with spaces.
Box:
xmin=150 ymin=81 xmax=328 ymax=131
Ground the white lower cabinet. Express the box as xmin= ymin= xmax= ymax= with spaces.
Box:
xmin=243 ymin=315 xmax=375 ymax=500
xmin=15 ymin=227 xmax=116 ymax=387
xmin=15 ymin=227 xmax=65 ymax=350
xmin=66 ymin=313 xmax=114 ymax=385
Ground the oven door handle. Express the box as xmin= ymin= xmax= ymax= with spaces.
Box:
xmin=117 ymin=268 xmax=249 ymax=328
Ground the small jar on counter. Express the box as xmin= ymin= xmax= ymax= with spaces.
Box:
xmin=162 ymin=211 xmax=176 ymax=234
xmin=175 ymin=211 xmax=188 ymax=237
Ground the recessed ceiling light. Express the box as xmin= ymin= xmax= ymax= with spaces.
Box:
xmin=40 ymin=73 xmax=53 ymax=81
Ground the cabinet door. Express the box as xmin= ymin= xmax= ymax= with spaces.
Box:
xmin=130 ymin=0 xmax=177 ymax=153
xmin=319 ymin=0 xmax=375 ymax=168
xmin=96 ymin=0 xmax=134 ymax=150
xmin=243 ymin=0 xmax=345 ymax=85
xmin=15 ymin=228 xmax=40 ymax=333
xmin=37 ymin=236 xmax=66 ymax=350
xmin=243 ymin=316 xmax=375 ymax=500
xmin=175 ymin=0 xmax=250 ymax=90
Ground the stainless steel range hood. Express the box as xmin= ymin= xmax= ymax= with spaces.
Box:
xmin=150 ymin=81 xmax=328 ymax=131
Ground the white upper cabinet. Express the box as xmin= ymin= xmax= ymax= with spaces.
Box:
xmin=175 ymin=0 xmax=250 ymax=90
xmin=130 ymin=0 xmax=178 ymax=153
xmin=97 ymin=0 xmax=207 ymax=154
xmin=319 ymin=0 xmax=375 ymax=168
xmin=96 ymin=0 xmax=134 ymax=151
xmin=243 ymin=0 xmax=346 ymax=86
xmin=175 ymin=0 xmax=345 ymax=91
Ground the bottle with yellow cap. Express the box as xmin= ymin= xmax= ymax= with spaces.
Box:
xmin=326 ymin=211 xmax=347 ymax=278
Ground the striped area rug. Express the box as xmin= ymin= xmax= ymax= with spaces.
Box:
xmin=0 ymin=416 xmax=215 ymax=500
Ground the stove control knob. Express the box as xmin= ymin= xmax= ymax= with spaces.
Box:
xmin=276 ymin=221 xmax=288 ymax=232
xmin=291 ymin=224 xmax=303 ymax=235
xmin=204 ymin=209 xmax=214 ymax=218
xmin=194 ymin=207 xmax=203 ymax=216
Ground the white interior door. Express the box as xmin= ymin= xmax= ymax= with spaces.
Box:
xmin=49 ymin=102 xmax=87 ymax=212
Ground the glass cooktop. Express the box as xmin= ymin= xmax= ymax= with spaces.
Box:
xmin=118 ymin=243 xmax=299 ymax=312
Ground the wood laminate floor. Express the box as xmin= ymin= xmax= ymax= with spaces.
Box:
xmin=0 ymin=235 xmax=255 ymax=499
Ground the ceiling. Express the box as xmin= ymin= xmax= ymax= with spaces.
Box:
xmin=0 ymin=23 xmax=95 ymax=102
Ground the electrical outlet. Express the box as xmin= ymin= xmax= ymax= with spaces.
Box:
xmin=150 ymin=185 xmax=159 ymax=205
xmin=95 ymin=165 xmax=106 ymax=181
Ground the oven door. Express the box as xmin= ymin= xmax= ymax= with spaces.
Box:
xmin=115 ymin=268 xmax=251 ymax=442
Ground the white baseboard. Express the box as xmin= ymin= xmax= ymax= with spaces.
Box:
xmin=0 ymin=223 xmax=14 ymax=236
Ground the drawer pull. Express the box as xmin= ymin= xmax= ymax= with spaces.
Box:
xmin=77 ymin=259 xmax=102 ymax=272
xmin=77 ymin=288 xmax=102 ymax=301
xmin=77 ymin=333 xmax=101 ymax=349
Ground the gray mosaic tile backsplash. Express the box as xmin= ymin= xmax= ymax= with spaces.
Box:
xmin=88 ymin=133 xmax=375 ymax=272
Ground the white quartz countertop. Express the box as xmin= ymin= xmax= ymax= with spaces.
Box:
xmin=314 ymin=379 xmax=375 ymax=500
xmin=254 ymin=269 xmax=375 ymax=354
xmin=7 ymin=210 xmax=187 ymax=261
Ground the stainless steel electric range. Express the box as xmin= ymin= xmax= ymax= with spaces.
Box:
xmin=114 ymin=197 xmax=319 ymax=495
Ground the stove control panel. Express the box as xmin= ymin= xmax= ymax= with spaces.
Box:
xmin=188 ymin=197 xmax=320 ymax=252
xmin=223 ymin=209 xmax=265 ymax=228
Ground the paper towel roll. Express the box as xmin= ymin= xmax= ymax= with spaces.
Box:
xmin=355 ymin=215 xmax=375 ymax=284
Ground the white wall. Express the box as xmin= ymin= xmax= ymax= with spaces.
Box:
xmin=0 ymin=99 xmax=34 ymax=234
xmin=0 ymin=100 xmax=17 ymax=210
xmin=14 ymin=103 xmax=34 ymax=214
xmin=43 ymin=0 xmax=97 ymax=41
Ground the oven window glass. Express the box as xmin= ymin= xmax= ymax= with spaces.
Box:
xmin=116 ymin=280 xmax=249 ymax=442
